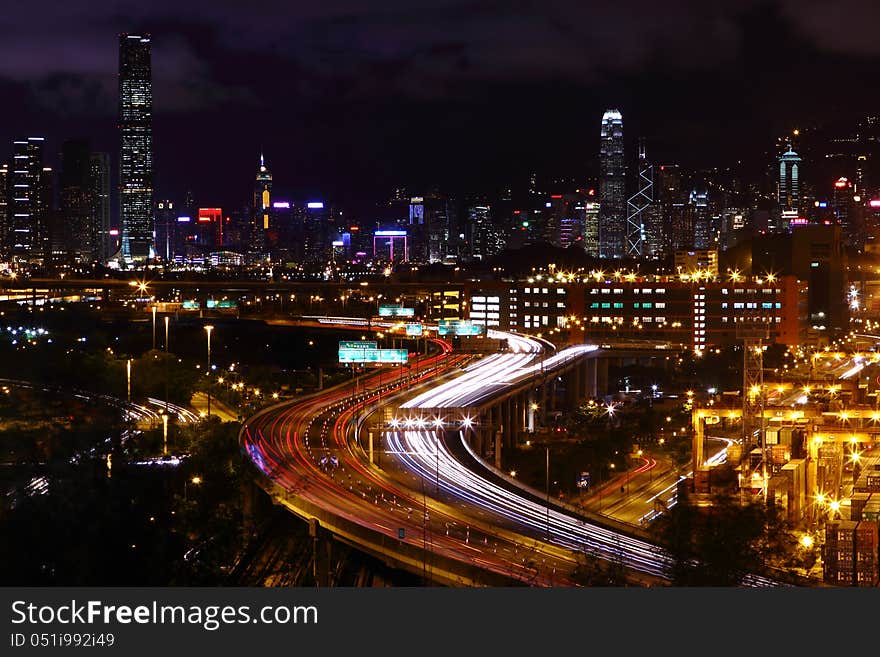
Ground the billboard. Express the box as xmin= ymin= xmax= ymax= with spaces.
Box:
xmin=206 ymin=299 xmax=237 ymax=309
xmin=378 ymin=306 xmax=415 ymax=317
xmin=338 ymin=347 xmax=408 ymax=364
xmin=405 ymin=323 xmax=423 ymax=336
xmin=438 ymin=320 xmax=484 ymax=336
xmin=339 ymin=340 xmax=377 ymax=350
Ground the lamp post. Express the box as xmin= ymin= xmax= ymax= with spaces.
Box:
xmin=184 ymin=475 xmax=202 ymax=502
xmin=126 ymin=358 xmax=131 ymax=402
xmin=545 ymin=446 xmax=551 ymax=541
xmin=164 ymin=315 xmax=171 ymax=415
xmin=161 ymin=413 xmax=168 ymax=455
xmin=205 ymin=324 xmax=214 ymax=418
xmin=151 ymin=305 xmax=157 ymax=351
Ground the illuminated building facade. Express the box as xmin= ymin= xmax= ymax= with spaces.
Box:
xmin=598 ymin=110 xmax=625 ymax=259
xmin=10 ymin=137 xmax=49 ymax=265
xmin=462 ymin=273 xmax=798 ymax=350
xmin=625 ymin=143 xmax=652 ymax=256
xmin=250 ymin=153 xmax=272 ymax=259
xmin=0 ymin=163 xmax=8 ymax=261
xmin=373 ymin=229 xmax=408 ymax=263
xmin=119 ymin=34 xmax=154 ymax=261
xmin=778 ymin=146 xmax=801 ymax=214
xmin=197 ymin=207 xmax=224 ymax=250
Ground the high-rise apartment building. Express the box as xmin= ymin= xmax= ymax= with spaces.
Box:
xmin=0 ymin=163 xmax=9 ymax=261
xmin=691 ymin=189 xmax=710 ymax=249
xmin=60 ymin=139 xmax=96 ymax=263
xmin=598 ymin=110 xmax=625 ymax=259
xmin=10 ymin=137 xmax=49 ymax=265
xmin=119 ymin=33 xmax=154 ymax=261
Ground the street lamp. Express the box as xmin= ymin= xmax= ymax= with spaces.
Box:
xmin=126 ymin=358 xmax=132 ymax=402
xmin=151 ymin=305 xmax=157 ymax=351
xmin=204 ymin=324 xmax=214 ymax=418
xmin=161 ymin=413 xmax=168 ymax=455
xmin=545 ymin=446 xmax=551 ymax=541
xmin=184 ymin=475 xmax=202 ymax=501
xmin=164 ymin=316 xmax=170 ymax=352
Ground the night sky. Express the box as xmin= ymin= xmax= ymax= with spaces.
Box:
xmin=2 ymin=0 xmax=880 ymax=213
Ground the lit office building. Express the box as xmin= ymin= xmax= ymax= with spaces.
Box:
xmin=462 ymin=273 xmax=798 ymax=351
xmin=0 ymin=163 xmax=8 ymax=261
xmin=778 ymin=146 xmax=801 ymax=214
xmin=250 ymin=153 xmax=272 ymax=259
xmin=10 ymin=137 xmax=49 ymax=265
xmin=89 ymin=153 xmax=112 ymax=262
xmin=690 ymin=189 xmax=710 ymax=250
xmin=598 ymin=110 xmax=626 ymax=259
xmin=373 ymin=229 xmax=408 ymax=263
xmin=119 ymin=34 xmax=154 ymax=261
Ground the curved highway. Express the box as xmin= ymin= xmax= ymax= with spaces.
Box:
xmin=241 ymin=323 xmax=781 ymax=586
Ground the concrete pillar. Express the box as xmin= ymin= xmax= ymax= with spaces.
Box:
xmin=527 ymin=390 xmax=536 ymax=433
xmin=596 ymin=359 xmax=609 ymax=397
xmin=585 ymin=358 xmax=597 ymax=399
xmin=494 ymin=428 xmax=502 ymax=469
xmin=692 ymin=410 xmax=704 ymax=474
xmin=578 ymin=365 xmax=584 ymax=402
xmin=504 ymin=399 xmax=513 ymax=448
xmin=566 ymin=368 xmax=580 ymax=408
xmin=516 ymin=393 xmax=525 ymax=435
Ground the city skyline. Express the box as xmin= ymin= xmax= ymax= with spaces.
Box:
xmin=4 ymin=1 xmax=880 ymax=599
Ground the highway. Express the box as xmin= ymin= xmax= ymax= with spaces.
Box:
xmin=242 ymin=341 xmax=582 ymax=585
xmin=240 ymin=321 xmax=782 ymax=586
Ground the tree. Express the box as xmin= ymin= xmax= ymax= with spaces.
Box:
xmin=651 ymin=493 xmax=790 ymax=586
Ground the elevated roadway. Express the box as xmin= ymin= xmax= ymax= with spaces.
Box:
xmin=241 ymin=318 xmax=782 ymax=586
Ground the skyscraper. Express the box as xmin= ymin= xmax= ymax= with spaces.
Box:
xmin=0 ymin=162 xmax=9 ymax=261
xmin=119 ymin=34 xmax=153 ymax=262
xmin=89 ymin=153 xmax=111 ymax=262
xmin=625 ymin=142 xmax=653 ymax=257
xmin=778 ymin=146 xmax=801 ymax=213
xmin=60 ymin=139 xmax=94 ymax=263
xmin=10 ymin=137 xmax=48 ymax=265
xmin=690 ymin=188 xmax=710 ymax=249
xmin=250 ymin=153 xmax=272 ymax=260
xmin=598 ymin=110 xmax=625 ymax=259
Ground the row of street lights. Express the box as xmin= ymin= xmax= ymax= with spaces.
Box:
xmin=143 ymin=304 xmax=216 ymax=418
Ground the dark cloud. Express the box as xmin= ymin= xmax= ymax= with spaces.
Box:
xmin=0 ymin=0 xmax=878 ymax=209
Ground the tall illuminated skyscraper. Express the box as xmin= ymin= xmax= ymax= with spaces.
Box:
xmin=250 ymin=153 xmax=272 ymax=258
xmin=0 ymin=162 xmax=9 ymax=261
xmin=119 ymin=33 xmax=153 ymax=261
xmin=598 ymin=109 xmax=625 ymax=259
xmin=10 ymin=137 xmax=48 ymax=264
xmin=778 ymin=146 xmax=801 ymax=214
